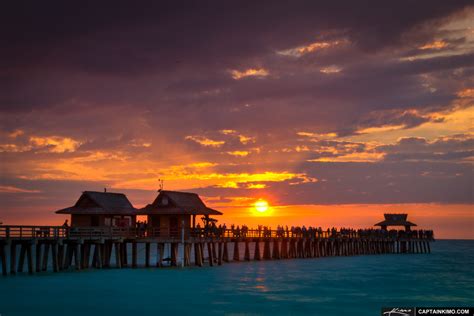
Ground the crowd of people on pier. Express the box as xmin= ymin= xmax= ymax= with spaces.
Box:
xmin=190 ymin=223 xmax=434 ymax=240
xmin=54 ymin=220 xmax=435 ymax=240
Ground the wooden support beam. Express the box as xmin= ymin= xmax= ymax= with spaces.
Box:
xmin=132 ymin=242 xmax=137 ymax=268
xmin=233 ymin=242 xmax=240 ymax=261
xmin=68 ymin=243 xmax=76 ymax=266
xmin=157 ymin=243 xmax=164 ymax=267
xmin=74 ymin=244 xmax=81 ymax=270
xmin=194 ymin=243 xmax=204 ymax=267
xmin=1 ymin=243 xmax=7 ymax=276
xmin=80 ymin=244 xmax=87 ymax=269
xmin=217 ymin=242 xmax=223 ymax=265
xmin=207 ymin=243 xmax=214 ymax=266
xmin=51 ymin=243 xmax=59 ymax=272
xmin=96 ymin=244 xmax=103 ymax=269
xmin=57 ymin=244 xmax=64 ymax=270
xmin=26 ymin=243 xmax=34 ymax=275
xmin=288 ymin=240 xmax=295 ymax=258
xmin=212 ymin=242 xmax=217 ymax=264
xmin=222 ymin=242 xmax=229 ymax=263
xmin=115 ymin=243 xmax=122 ymax=268
xmin=305 ymin=239 xmax=312 ymax=258
xmin=200 ymin=242 xmax=205 ymax=264
xmin=65 ymin=244 xmax=73 ymax=269
xmin=171 ymin=243 xmax=178 ymax=267
xmin=193 ymin=243 xmax=198 ymax=266
xmin=281 ymin=239 xmax=288 ymax=259
xmin=145 ymin=242 xmax=150 ymax=267
xmin=185 ymin=243 xmax=191 ymax=266
xmin=122 ymin=242 xmax=128 ymax=267
xmin=10 ymin=242 xmax=16 ymax=274
xmin=18 ymin=243 xmax=26 ymax=272
xmin=42 ymin=243 xmax=50 ymax=271
xmin=85 ymin=243 xmax=92 ymax=269
xmin=263 ymin=240 xmax=271 ymax=260
xmin=254 ymin=241 xmax=261 ymax=260
xmin=272 ymin=240 xmax=280 ymax=259
xmin=35 ymin=243 xmax=42 ymax=273
xmin=106 ymin=242 xmax=113 ymax=268
xmin=314 ymin=240 xmax=319 ymax=258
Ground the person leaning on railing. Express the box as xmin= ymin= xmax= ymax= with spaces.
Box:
xmin=62 ymin=220 xmax=70 ymax=238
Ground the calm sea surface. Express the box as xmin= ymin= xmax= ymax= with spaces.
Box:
xmin=0 ymin=240 xmax=473 ymax=315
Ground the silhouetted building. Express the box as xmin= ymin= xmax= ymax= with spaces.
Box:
xmin=56 ymin=191 xmax=137 ymax=227
xmin=138 ymin=190 xmax=222 ymax=237
xmin=374 ymin=213 xmax=417 ymax=231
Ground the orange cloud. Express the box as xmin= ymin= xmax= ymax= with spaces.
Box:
xmin=308 ymin=152 xmax=385 ymax=163
xmin=29 ymin=136 xmax=81 ymax=153
xmin=230 ymin=68 xmax=269 ymax=80
xmin=8 ymin=130 xmax=24 ymax=138
xmin=320 ymin=65 xmax=342 ymax=74
xmin=219 ymin=129 xmax=255 ymax=144
xmin=297 ymin=131 xmax=338 ymax=139
xmin=227 ymin=151 xmax=250 ymax=157
xmin=0 ymin=135 xmax=81 ymax=153
xmin=356 ymin=124 xmax=406 ymax=135
xmin=185 ymin=135 xmax=225 ymax=147
xmin=419 ymin=40 xmax=448 ymax=50
xmin=457 ymin=88 xmax=474 ymax=98
xmin=278 ymin=39 xmax=345 ymax=57
xmin=247 ymin=183 xmax=266 ymax=189
xmin=0 ymin=186 xmax=41 ymax=193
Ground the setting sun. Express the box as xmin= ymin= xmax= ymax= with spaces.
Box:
xmin=254 ymin=199 xmax=269 ymax=213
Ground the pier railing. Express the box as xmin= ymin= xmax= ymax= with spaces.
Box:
xmin=0 ymin=225 xmax=434 ymax=241
xmin=0 ymin=226 xmax=67 ymax=239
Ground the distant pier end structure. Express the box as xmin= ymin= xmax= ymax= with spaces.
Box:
xmin=374 ymin=213 xmax=417 ymax=232
xmin=138 ymin=190 xmax=222 ymax=237
xmin=55 ymin=191 xmax=137 ymax=227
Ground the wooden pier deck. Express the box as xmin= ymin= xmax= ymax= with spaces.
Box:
xmin=0 ymin=225 xmax=434 ymax=276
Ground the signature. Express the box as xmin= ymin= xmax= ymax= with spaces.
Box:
xmin=383 ymin=308 xmax=412 ymax=316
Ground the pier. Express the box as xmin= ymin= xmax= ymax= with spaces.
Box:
xmin=0 ymin=225 xmax=434 ymax=276
xmin=0 ymin=191 xmax=435 ymax=276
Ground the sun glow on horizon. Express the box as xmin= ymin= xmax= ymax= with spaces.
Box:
xmin=254 ymin=199 xmax=269 ymax=213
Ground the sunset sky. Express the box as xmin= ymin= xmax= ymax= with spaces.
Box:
xmin=0 ymin=1 xmax=473 ymax=238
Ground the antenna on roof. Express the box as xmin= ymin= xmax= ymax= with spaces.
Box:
xmin=158 ymin=179 xmax=164 ymax=192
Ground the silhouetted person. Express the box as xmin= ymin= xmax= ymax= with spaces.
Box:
xmin=62 ymin=220 xmax=69 ymax=227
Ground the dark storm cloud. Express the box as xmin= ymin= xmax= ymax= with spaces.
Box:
xmin=377 ymin=135 xmax=474 ymax=162
xmin=2 ymin=1 xmax=470 ymax=72
xmin=0 ymin=1 xmax=471 ymax=140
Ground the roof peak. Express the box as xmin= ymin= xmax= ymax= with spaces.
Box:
xmin=83 ymin=191 xmax=126 ymax=195
xmin=160 ymin=190 xmax=198 ymax=195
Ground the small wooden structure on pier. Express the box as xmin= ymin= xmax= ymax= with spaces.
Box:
xmin=374 ymin=213 xmax=417 ymax=232
xmin=56 ymin=191 xmax=137 ymax=227
xmin=138 ymin=190 xmax=222 ymax=237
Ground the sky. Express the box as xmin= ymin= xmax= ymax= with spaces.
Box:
xmin=0 ymin=1 xmax=473 ymax=238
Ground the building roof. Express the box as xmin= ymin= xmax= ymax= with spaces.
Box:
xmin=137 ymin=190 xmax=222 ymax=216
xmin=56 ymin=191 xmax=136 ymax=215
xmin=374 ymin=213 xmax=417 ymax=227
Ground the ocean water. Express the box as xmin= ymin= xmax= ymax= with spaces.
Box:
xmin=0 ymin=240 xmax=472 ymax=315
